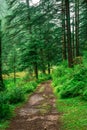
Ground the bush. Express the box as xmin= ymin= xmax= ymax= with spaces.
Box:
xmin=0 ymin=92 xmax=11 ymax=120
xmin=5 ymin=80 xmax=38 ymax=104
xmin=7 ymin=87 xmax=25 ymax=104
xmin=60 ymin=81 xmax=85 ymax=98
xmin=0 ymin=78 xmax=38 ymax=121
xmin=24 ymin=85 xmax=34 ymax=93
xmin=22 ymin=81 xmax=38 ymax=93
xmin=73 ymin=67 xmax=87 ymax=81
xmin=52 ymin=65 xmax=72 ymax=87
xmin=52 ymin=63 xmax=87 ymax=99
xmin=82 ymin=90 xmax=87 ymax=100
xmin=37 ymin=74 xmax=52 ymax=83
xmin=30 ymin=81 xmax=38 ymax=89
xmin=24 ymin=83 xmax=35 ymax=93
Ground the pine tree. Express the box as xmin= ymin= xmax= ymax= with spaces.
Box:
xmin=62 ymin=0 xmax=67 ymax=60
xmin=75 ymin=0 xmax=80 ymax=56
xmin=65 ymin=0 xmax=73 ymax=67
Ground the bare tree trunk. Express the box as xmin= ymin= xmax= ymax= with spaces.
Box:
xmin=75 ymin=0 xmax=79 ymax=56
xmin=65 ymin=0 xmax=73 ymax=67
xmin=13 ymin=53 xmax=16 ymax=84
xmin=34 ymin=62 xmax=38 ymax=79
xmin=62 ymin=0 xmax=67 ymax=60
xmin=0 ymin=20 xmax=5 ymax=91
xmin=48 ymin=62 xmax=50 ymax=74
xmin=72 ymin=16 xmax=75 ymax=58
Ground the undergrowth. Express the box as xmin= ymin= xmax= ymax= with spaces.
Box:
xmin=52 ymin=62 xmax=87 ymax=99
xmin=52 ymin=60 xmax=87 ymax=130
xmin=56 ymin=97 xmax=87 ymax=130
xmin=0 ymin=72 xmax=51 ymax=129
xmin=0 ymin=80 xmax=38 ymax=130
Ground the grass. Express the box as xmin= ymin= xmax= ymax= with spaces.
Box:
xmin=52 ymin=60 xmax=87 ymax=129
xmin=3 ymin=71 xmax=26 ymax=79
xmin=56 ymin=97 xmax=87 ymax=130
xmin=0 ymin=121 xmax=9 ymax=130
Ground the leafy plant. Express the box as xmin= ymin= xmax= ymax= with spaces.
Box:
xmin=52 ymin=63 xmax=87 ymax=99
xmin=7 ymin=87 xmax=25 ymax=104
xmin=23 ymin=81 xmax=37 ymax=93
xmin=0 ymin=92 xmax=12 ymax=120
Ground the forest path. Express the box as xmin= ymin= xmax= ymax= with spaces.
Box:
xmin=7 ymin=81 xmax=61 ymax=130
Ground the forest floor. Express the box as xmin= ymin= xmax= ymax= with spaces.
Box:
xmin=7 ymin=81 xmax=61 ymax=130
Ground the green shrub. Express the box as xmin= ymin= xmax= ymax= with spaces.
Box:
xmin=52 ymin=63 xmax=87 ymax=99
xmin=24 ymin=85 xmax=34 ymax=93
xmin=0 ymin=92 xmax=11 ymax=120
xmin=52 ymin=65 xmax=73 ymax=87
xmin=82 ymin=90 xmax=87 ymax=100
xmin=7 ymin=87 xmax=25 ymax=104
xmin=30 ymin=81 xmax=38 ymax=88
xmin=22 ymin=81 xmax=38 ymax=93
xmin=52 ymin=66 xmax=65 ymax=79
xmin=24 ymin=84 xmax=34 ymax=93
xmin=59 ymin=67 xmax=87 ymax=98
xmin=41 ymin=74 xmax=52 ymax=80
xmin=37 ymin=74 xmax=52 ymax=83
xmin=60 ymin=81 xmax=85 ymax=98
xmin=73 ymin=67 xmax=87 ymax=81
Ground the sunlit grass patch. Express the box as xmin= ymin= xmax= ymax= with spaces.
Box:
xmin=3 ymin=71 xmax=26 ymax=79
xmin=56 ymin=97 xmax=87 ymax=130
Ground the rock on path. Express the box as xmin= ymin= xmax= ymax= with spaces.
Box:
xmin=7 ymin=81 xmax=61 ymax=130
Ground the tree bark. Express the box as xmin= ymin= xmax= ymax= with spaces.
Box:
xmin=48 ymin=62 xmax=50 ymax=74
xmin=34 ymin=62 xmax=38 ymax=79
xmin=65 ymin=0 xmax=73 ymax=67
xmin=62 ymin=0 xmax=67 ymax=60
xmin=75 ymin=0 xmax=79 ymax=56
xmin=13 ymin=53 xmax=16 ymax=84
xmin=72 ymin=16 xmax=75 ymax=58
xmin=0 ymin=20 xmax=5 ymax=91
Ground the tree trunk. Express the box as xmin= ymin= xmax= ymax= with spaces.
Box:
xmin=48 ymin=62 xmax=50 ymax=74
xmin=65 ymin=0 xmax=73 ymax=67
xmin=34 ymin=63 xmax=38 ymax=79
xmin=13 ymin=53 xmax=16 ymax=84
xmin=62 ymin=0 xmax=67 ymax=60
xmin=75 ymin=0 xmax=79 ymax=56
xmin=72 ymin=16 xmax=75 ymax=58
xmin=0 ymin=20 xmax=5 ymax=91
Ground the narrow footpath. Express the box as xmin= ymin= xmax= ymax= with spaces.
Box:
xmin=7 ymin=81 xmax=61 ymax=130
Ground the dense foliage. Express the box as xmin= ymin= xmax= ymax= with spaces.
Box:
xmin=0 ymin=0 xmax=86 ymax=82
xmin=52 ymin=62 xmax=87 ymax=99
xmin=0 ymin=78 xmax=38 ymax=120
xmin=0 ymin=0 xmax=87 ymax=129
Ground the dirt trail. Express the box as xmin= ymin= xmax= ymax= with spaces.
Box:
xmin=7 ymin=81 xmax=61 ymax=130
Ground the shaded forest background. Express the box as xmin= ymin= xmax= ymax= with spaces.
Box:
xmin=0 ymin=0 xmax=87 ymax=88
xmin=0 ymin=0 xmax=87 ymax=129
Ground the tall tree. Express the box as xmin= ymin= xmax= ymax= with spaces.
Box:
xmin=0 ymin=20 xmax=5 ymax=91
xmin=62 ymin=0 xmax=67 ymax=60
xmin=72 ymin=16 xmax=75 ymax=58
xmin=65 ymin=0 xmax=73 ymax=67
xmin=75 ymin=0 xmax=80 ymax=56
